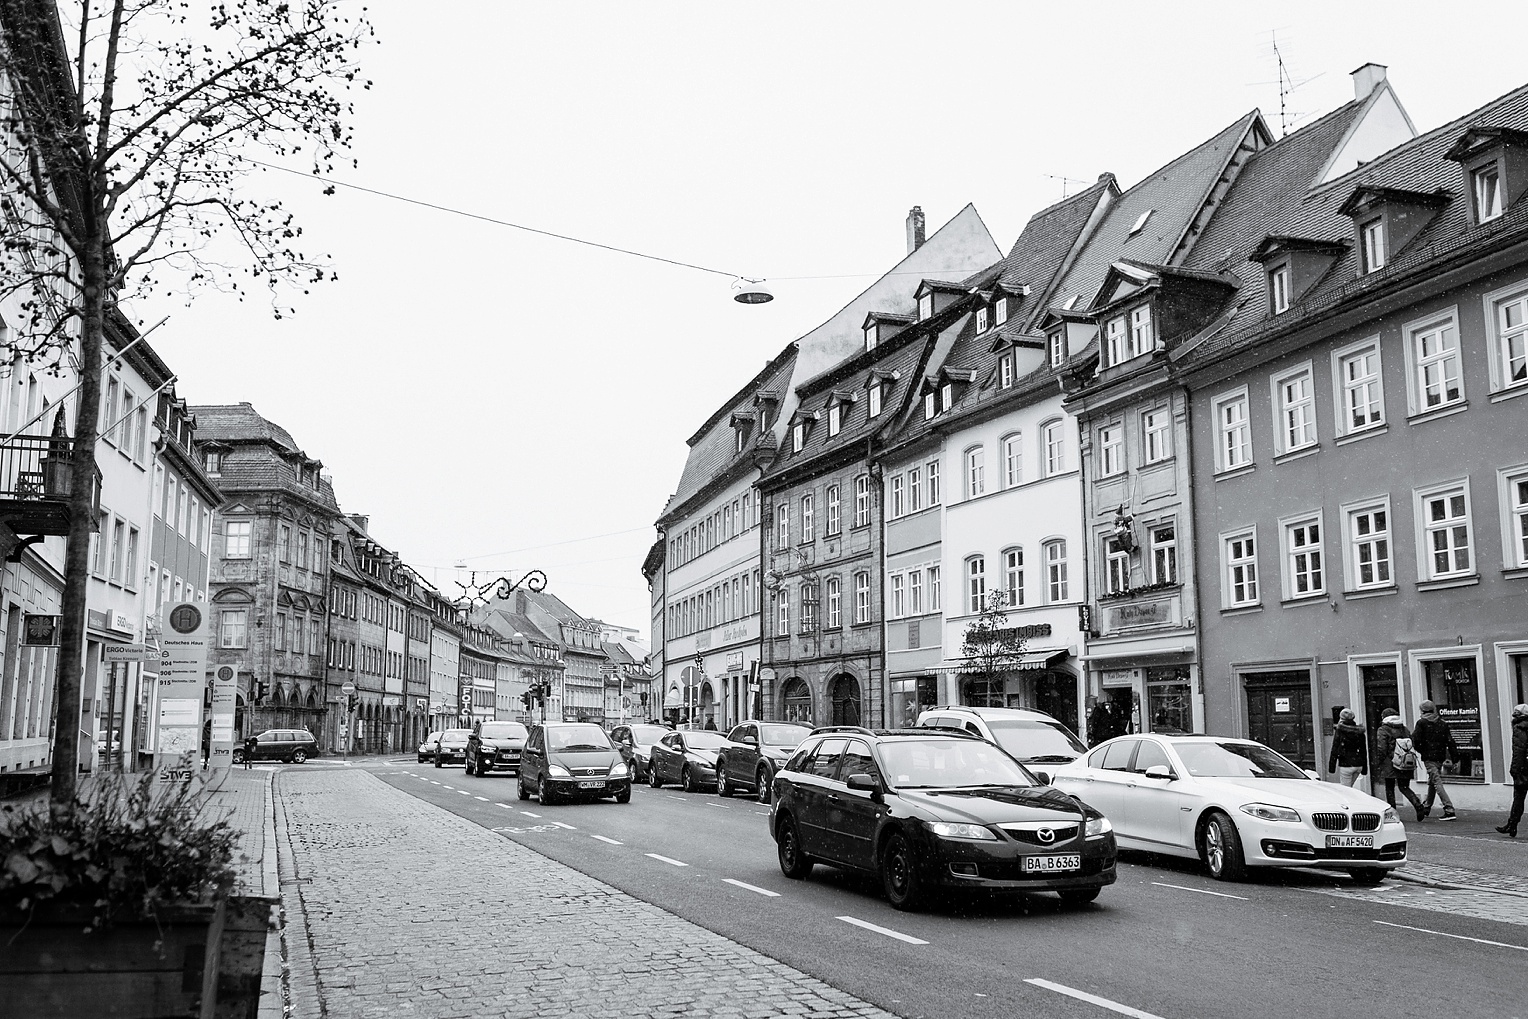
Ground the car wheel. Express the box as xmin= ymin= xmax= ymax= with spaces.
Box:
xmin=648 ymin=763 xmax=663 ymax=788
xmin=682 ymin=766 xmax=699 ymax=793
xmin=1201 ymin=811 xmax=1246 ymax=881
xmin=756 ymin=765 xmax=773 ymax=804
xmin=880 ymin=831 xmax=925 ymax=911
xmin=539 ymin=776 xmax=558 ymax=806
xmin=232 ymin=749 xmax=244 ymax=765
xmin=1348 ymin=867 xmax=1388 ymax=886
xmin=517 ymin=775 xmax=531 ymax=800
xmin=615 ymin=784 xmax=632 ymax=804
xmin=776 ymin=814 xmax=814 ymax=879
xmin=717 ymin=769 xmax=733 ymax=797
xmin=1058 ymin=888 xmax=1101 ymax=906
xmin=292 ymin=751 xmax=308 ymax=764
xmin=418 ymin=754 xmax=425 ymax=764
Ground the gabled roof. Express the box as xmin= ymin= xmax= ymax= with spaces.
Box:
xmin=1442 ymin=125 xmax=1528 ymax=162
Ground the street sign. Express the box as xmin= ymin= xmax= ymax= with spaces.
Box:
xmin=102 ymin=643 xmax=151 ymax=663
xmin=341 ymin=681 xmax=356 ymax=695
xmin=22 ymin=613 xmax=60 ymax=646
xmin=156 ymin=601 xmax=210 ymax=787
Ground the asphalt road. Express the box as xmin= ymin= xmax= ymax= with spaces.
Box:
xmin=359 ymin=757 xmax=1525 ymax=1019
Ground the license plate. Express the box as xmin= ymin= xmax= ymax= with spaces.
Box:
xmin=1023 ymin=854 xmax=1081 ymax=874
xmin=1327 ymin=835 xmax=1374 ymax=849
xmin=577 ymin=780 xmax=603 ymax=789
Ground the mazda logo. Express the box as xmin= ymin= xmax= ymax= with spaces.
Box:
xmin=1037 ymin=827 xmax=1056 ymax=844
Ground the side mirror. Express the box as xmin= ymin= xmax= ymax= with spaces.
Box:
xmin=1303 ymin=769 xmax=1321 ymax=781
xmin=741 ymin=735 xmax=759 ymax=747
xmin=846 ymin=773 xmax=881 ymax=800
xmin=1144 ymin=765 xmax=1175 ymax=781
xmin=1033 ymin=771 xmax=1051 ymax=786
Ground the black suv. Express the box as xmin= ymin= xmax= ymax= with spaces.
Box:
xmin=233 ymin=728 xmax=318 ymax=765
xmin=770 ymin=727 xmax=1116 ymax=911
xmin=465 ymin=720 xmax=529 ymax=776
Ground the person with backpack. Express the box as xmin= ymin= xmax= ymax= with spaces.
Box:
xmin=1497 ymin=703 xmax=1528 ymax=838
xmin=1412 ymin=701 xmax=1459 ymax=821
xmin=1327 ymin=708 xmax=1368 ymax=788
xmin=1374 ymin=712 xmax=1425 ymax=821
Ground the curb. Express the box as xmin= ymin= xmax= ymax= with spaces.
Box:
xmin=271 ymin=771 xmax=325 ymax=1019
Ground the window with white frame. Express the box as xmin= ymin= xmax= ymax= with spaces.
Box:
xmin=225 ymin=519 xmax=252 ymax=558
xmin=1043 ymin=420 xmax=1065 ymax=475
xmin=854 ymin=571 xmax=871 ymax=623
xmin=1105 ymin=538 xmax=1130 ymax=594
xmin=792 ymin=422 xmax=805 ymax=452
xmin=1474 ymin=162 xmax=1503 ymax=223
xmin=869 ymin=380 xmax=883 ymax=417
xmin=776 ymin=593 xmax=789 ymax=636
xmin=890 ymin=475 xmax=904 ymax=518
xmin=909 ymin=568 xmax=923 ymax=614
xmin=1270 ymin=263 xmax=1290 ymax=314
xmin=1488 ymin=283 xmax=1528 ymax=391
xmin=775 ymin=504 xmax=788 ymax=548
xmin=1502 ymin=468 xmax=1528 ymax=569
xmin=940 ymin=382 xmax=953 ymax=411
xmin=826 ymin=484 xmax=840 ymax=534
xmin=1150 ymin=524 xmax=1177 ymax=584
xmin=1417 ymin=483 xmax=1474 ymax=580
xmin=1224 ymin=530 xmax=1259 ymax=607
xmin=1335 ymin=339 xmax=1384 ymax=433
xmin=864 ymin=323 xmax=878 ymax=351
xmin=1283 ymin=516 xmax=1325 ymax=598
xmin=996 ymin=297 xmax=1008 ymax=324
xmin=1098 ymin=423 xmax=1123 ymax=477
xmin=1346 ymin=502 xmax=1392 ymax=590
xmin=220 ymin=609 xmax=248 ymax=649
xmin=1044 ymin=540 xmax=1069 ymax=602
xmin=801 ymin=493 xmax=815 ymax=542
xmin=853 ymin=475 xmax=870 ymax=527
xmin=999 ymin=353 xmax=1014 ymax=388
xmin=1003 ymin=548 xmax=1023 ymax=606
xmin=966 ymin=446 xmax=985 ymax=499
xmin=1214 ymin=388 xmax=1252 ymax=471
xmin=1360 ymin=218 xmax=1386 ymax=273
xmin=828 ymin=403 xmax=842 ymax=437
xmin=976 ymin=306 xmax=989 ymax=333
xmin=890 ymin=574 xmax=905 ymax=618
xmin=1130 ymin=305 xmax=1154 ymax=357
xmin=1002 ymin=434 xmax=1023 ymax=487
xmin=1408 ymin=314 xmax=1463 ymax=412
xmin=826 ymin=577 xmax=842 ymax=627
xmin=1273 ymin=364 xmax=1317 ymax=453
xmin=1143 ymin=406 xmax=1172 ymax=463
xmin=918 ymin=293 xmax=933 ymax=320
xmin=926 ymin=460 xmax=941 ymax=505
xmin=1105 ymin=315 xmax=1127 ymax=366
xmin=929 ymin=565 xmax=941 ymax=611
xmin=966 ymin=556 xmax=986 ymax=613
xmin=924 ymin=390 xmax=936 ymax=420
xmin=909 ymin=467 xmax=922 ymax=512
xmin=1049 ymin=331 xmax=1065 ymax=367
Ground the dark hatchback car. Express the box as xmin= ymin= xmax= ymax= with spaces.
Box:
xmin=465 ymin=720 xmax=529 ymax=776
xmin=610 ymin=723 xmax=671 ymax=782
xmin=715 ymin=721 xmax=812 ymax=802
xmin=770 ymin=727 xmax=1116 ymax=911
xmin=433 ymin=728 xmax=472 ymax=768
xmin=233 ymin=728 xmax=318 ymax=765
xmin=517 ymin=722 xmax=632 ymax=804
xmin=646 ymin=729 xmax=729 ymax=791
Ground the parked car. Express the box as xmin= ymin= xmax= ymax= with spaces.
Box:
xmin=1049 ymin=734 xmax=1407 ymax=884
xmin=609 ymin=723 xmax=669 ymax=781
xmin=715 ymin=721 xmax=812 ymax=802
xmin=433 ymin=729 xmax=472 ymax=768
xmin=916 ymin=706 xmax=1088 ymax=776
xmin=465 ymin=720 xmax=529 ymax=776
xmin=647 ymin=729 xmax=729 ymax=791
xmin=418 ymin=730 xmax=444 ymax=764
xmin=233 ymin=728 xmax=318 ymax=765
xmin=771 ymin=726 xmax=1116 ymax=911
xmin=517 ymin=722 xmax=631 ymax=804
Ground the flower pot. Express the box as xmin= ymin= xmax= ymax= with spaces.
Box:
xmin=0 ymin=894 xmax=275 ymax=1019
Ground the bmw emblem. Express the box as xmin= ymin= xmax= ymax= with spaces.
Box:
xmin=1037 ymin=827 xmax=1056 ymax=844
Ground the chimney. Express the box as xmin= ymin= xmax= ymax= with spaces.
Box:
xmin=348 ymin=513 xmax=369 ymax=532
xmin=906 ymin=206 xmax=925 ymax=254
xmin=1351 ymin=63 xmax=1387 ymax=101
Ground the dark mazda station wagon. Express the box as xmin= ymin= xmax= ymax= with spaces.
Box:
xmin=771 ymin=727 xmax=1116 ymax=911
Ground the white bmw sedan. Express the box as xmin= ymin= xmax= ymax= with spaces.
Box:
xmin=1049 ymin=734 xmax=1406 ymax=884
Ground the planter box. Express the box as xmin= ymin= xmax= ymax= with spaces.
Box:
xmin=0 ymin=894 xmax=276 ymax=1019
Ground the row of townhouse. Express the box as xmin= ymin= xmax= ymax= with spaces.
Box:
xmin=647 ymin=65 xmax=1528 ymax=808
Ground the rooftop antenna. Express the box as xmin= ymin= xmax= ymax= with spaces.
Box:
xmin=1273 ymin=31 xmax=1293 ymax=138
xmin=1046 ymin=174 xmax=1091 ymax=199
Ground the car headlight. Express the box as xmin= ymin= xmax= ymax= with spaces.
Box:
xmin=1240 ymin=803 xmax=1301 ymax=823
xmin=1084 ymin=816 xmax=1113 ymax=839
xmin=608 ymin=762 xmax=629 ymax=778
xmin=926 ymin=821 xmax=997 ymax=841
xmin=547 ymin=764 xmax=571 ymax=778
xmin=1382 ymin=807 xmax=1400 ymax=824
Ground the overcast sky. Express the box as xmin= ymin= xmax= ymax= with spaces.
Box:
xmin=133 ymin=1 xmax=1528 ymax=639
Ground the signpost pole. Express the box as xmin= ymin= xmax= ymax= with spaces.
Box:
xmin=153 ymin=603 xmax=210 ymax=793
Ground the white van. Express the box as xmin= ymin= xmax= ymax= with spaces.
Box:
xmin=915 ymin=706 xmax=1087 ymax=779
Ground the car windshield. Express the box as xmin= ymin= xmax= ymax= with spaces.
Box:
xmin=985 ymin=720 xmax=1088 ymax=763
xmin=761 ymin=724 xmax=811 ymax=746
xmin=548 ymin=725 xmax=612 ymax=751
xmin=1175 ymin=741 xmax=1307 ymax=780
xmin=628 ymin=725 xmax=668 ymax=743
xmin=879 ymin=739 xmax=1035 ymax=790
xmin=682 ymin=731 xmax=729 ymax=750
xmin=479 ymin=723 xmax=527 ymax=740
xmin=423 ymin=732 xmax=442 ymax=744
xmin=440 ymin=731 xmax=471 ymax=746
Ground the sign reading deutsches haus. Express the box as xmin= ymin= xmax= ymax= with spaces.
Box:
xmin=155 ymin=602 xmax=210 ymax=785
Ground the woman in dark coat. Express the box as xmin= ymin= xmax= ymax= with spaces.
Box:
xmin=1327 ymin=708 xmax=1368 ymax=788
xmin=1375 ymin=713 xmax=1424 ymax=819
xmin=1497 ymin=704 xmax=1528 ymax=837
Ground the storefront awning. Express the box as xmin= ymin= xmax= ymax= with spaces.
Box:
xmin=930 ymin=648 xmax=1071 ymax=674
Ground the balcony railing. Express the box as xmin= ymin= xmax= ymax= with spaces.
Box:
xmin=0 ymin=435 xmax=99 ymax=537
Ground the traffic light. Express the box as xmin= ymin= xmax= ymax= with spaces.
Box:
xmin=520 ymin=691 xmax=532 ymax=709
xmin=347 ymin=693 xmax=359 ymax=714
xmin=256 ymin=681 xmax=270 ymax=702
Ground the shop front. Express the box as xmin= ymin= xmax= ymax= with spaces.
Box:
xmin=1082 ymin=643 xmax=1201 ymax=747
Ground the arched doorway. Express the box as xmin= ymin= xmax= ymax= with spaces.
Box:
xmin=781 ymin=677 xmax=813 ymax=725
xmin=698 ymin=681 xmax=716 ymax=729
xmin=830 ymin=674 xmax=861 ymax=726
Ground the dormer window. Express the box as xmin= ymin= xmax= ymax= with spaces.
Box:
xmin=1105 ymin=315 xmax=1127 ymax=365
xmin=868 ymin=380 xmax=883 ymax=417
xmin=1360 ymin=219 xmax=1386 ymax=273
xmin=995 ymin=297 xmax=1009 ymax=325
xmin=204 ymin=450 xmax=222 ymax=474
xmin=976 ymin=306 xmax=989 ymax=333
xmin=940 ymin=382 xmax=952 ymax=409
xmin=1474 ymin=163 xmax=1503 ymax=223
xmin=864 ymin=323 xmax=879 ymax=351
xmin=999 ymin=353 xmax=1014 ymax=388
xmin=1128 ymin=209 xmax=1154 ymax=236
xmin=792 ymin=422 xmax=805 ymax=452
xmin=1047 ymin=331 xmax=1065 ymax=368
xmin=1270 ymin=263 xmax=1291 ymax=314
xmin=918 ymin=292 xmax=933 ymax=321
xmin=828 ymin=403 xmax=842 ymax=437
xmin=1130 ymin=305 xmax=1154 ymax=354
xmin=923 ymin=391 xmax=936 ymax=420
xmin=735 ymin=429 xmax=746 ymax=453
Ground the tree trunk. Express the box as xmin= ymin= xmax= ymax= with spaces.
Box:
xmin=48 ymin=242 xmax=106 ymax=809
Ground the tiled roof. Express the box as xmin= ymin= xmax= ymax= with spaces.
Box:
xmin=1178 ymin=80 xmax=1528 ymax=369
xmin=192 ymin=403 xmax=303 ymax=452
xmin=192 ymin=403 xmax=341 ymax=513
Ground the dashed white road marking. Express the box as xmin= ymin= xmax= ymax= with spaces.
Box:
xmin=1024 ymin=978 xmax=1166 ymax=1018
xmin=520 ymin=811 xmax=541 ymax=818
xmin=1151 ymin=881 xmax=1248 ymax=901
xmin=723 ymin=878 xmax=780 ymax=897
xmin=704 ymin=801 xmax=731 ymax=809
xmin=666 ymin=795 xmax=688 ymax=802
xmin=591 ymin=835 xmax=623 ymax=845
xmin=473 ymin=796 xmax=489 ymax=801
xmin=548 ymin=821 xmax=577 ymax=830
xmin=495 ymin=803 xmax=515 ymax=809
xmin=1373 ymin=920 xmax=1528 ymax=952
xmin=646 ymin=853 xmax=689 ymax=867
xmin=836 ymin=916 xmax=928 ymax=945
xmin=753 ymin=810 xmax=770 ymax=816
xmin=457 ymin=790 xmax=471 ymax=796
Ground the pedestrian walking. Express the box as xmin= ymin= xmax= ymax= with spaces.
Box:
xmin=1412 ymin=700 xmax=1459 ymax=821
xmin=1327 ymin=708 xmax=1368 ymax=788
xmin=1086 ymin=697 xmax=1110 ymax=748
xmin=1496 ymin=703 xmax=1528 ymax=838
xmin=1374 ymin=712 xmax=1425 ymax=821
xmin=242 ymin=733 xmax=258 ymax=769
